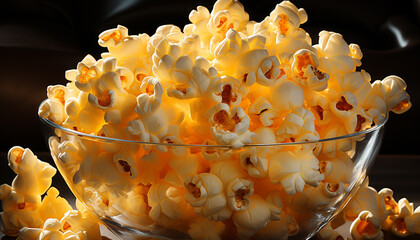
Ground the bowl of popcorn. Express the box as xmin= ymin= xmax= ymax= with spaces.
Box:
xmin=37 ymin=0 xmax=411 ymax=239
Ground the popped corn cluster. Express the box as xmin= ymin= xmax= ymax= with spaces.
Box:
xmin=36 ymin=0 xmax=413 ymax=239
xmin=0 ymin=147 xmax=101 ymax=240
xmin=318 ymin=178 xmax=420 ymax=240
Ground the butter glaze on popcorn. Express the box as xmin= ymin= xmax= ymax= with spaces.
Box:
xmin=36 ymin=0 xmax=413 ymax=239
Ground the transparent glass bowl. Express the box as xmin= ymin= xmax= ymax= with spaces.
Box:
xmin=39 ymin=110 xmax=387 ymax=240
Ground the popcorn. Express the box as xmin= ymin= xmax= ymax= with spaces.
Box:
xmin=65 ymin=55 xmax=102 ymax=93
xmin=240 ymin=147 xmax=268 ymax=178
xmin=350 ymin=211 xmax=384 ymax=240
xmin=314 ymin=31 xmax=359 ymax=76
xmin=19 ymin=218 xmax=65 ymax=240
xmin=290 ymin=49 xmax=329 ymax=91
xmin=184 ymin=173 xmax=231 ymax=221
xmin=276 ymin=106 xmax=319 ymax=146
xmin=206 ymin=103 xmax=254 ymax=148
xmin=232 ymin=195 xmax=273 ymax=239
xmin=269 ymin=1 xmax=307 ymax=36
xmin=7 ymin=147 xmax=56 ymax=205
xmin=270 ymin=80 xmax=304 ymax=112
xmin=208 ymin=0 xmax=249 ymax=39
xmin=38 ymin=188 xmax=72 ymax=222
xmin=269 ymin=150 xmax=324 ymax=195
xmin=36 ymin=0 xmax=413 ymax=239
xmin=372 ymin=75 xmax=412 ymax=114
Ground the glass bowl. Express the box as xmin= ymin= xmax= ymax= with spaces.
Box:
xmin=39 ymin=105 xmax=387 ymax=240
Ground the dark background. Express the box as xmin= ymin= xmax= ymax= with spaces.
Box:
xmin=0 ymin=1 xmax=420 ymax=239
xmin=0 ymin=0 xmax=420 ymax=154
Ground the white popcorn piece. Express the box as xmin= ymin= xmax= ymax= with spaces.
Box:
xmin=47 ymin=85 xmax=71 ymax=105
xmin=385 ymin=198 xmax=420 ymax=238
xmin=188 ymin=217 xmax=225 ymax=240
xmin=167 ymin=154 xmax=201 ymax=185
xmin=350 ymin=43 xmax=363 ymax=66
xmin=315 ymin=31 xmax=358 ymax=75
xmin=60 ymin=208 xmax=101 ymax=240
xmin=276 ymin=106 xmax=319 ymax=145
xmin=239 ymin=147 xmax=268 ymax=178
xmin=269 ymin=150 xmax=324 ymax=195
xmin=337 ymin=70 xmax=372 ymax=102
xmin=7 ymin=147 xmax=56 ymax=204
xmin=113 ymin=151 xmax=138 ymax=179
xmin=379 ymin=75 xmax=411 ymax=114
xmin=270 ymin=80 xmax=304 ymax=112
xmin=0 ymin=184 xmax=43 ymax=237
xmin=350 ymin=211 xmax=384 ymax=240
xmin=319 ymin=123 xmax=353 ymax=156
xmin=276 ymin=27 xmax=314 ymax=62
xmin=208 ymin=0 xmax=249 ymax=39
xmin=343 ymin=179 xmax=386 ymax=222
xmin=38 ymin=187 xmax=72 ymax=222
xmin=379 ymin=188 xmax=399 ymax=215
xmin=120 ymin=185 xmax=152 ymax=226
xmin=152 ymin=39 xmax=183 ymax=84
xmin=78 ymin=152 xmax=133 ymax=198
xmin=18 ymin=218 xmax=65 ymax=240
xmin=232 ymin=195 xmax=272 ymax=239
xmin=149 ymin=25 xmax=185 ymax=51
xmin=329 ymin=90 xmax=358 ymax=119
xmin=269 ymin=1 xmax=307 ymax=36
xmin=65 ymin=55 xmax=102 ymax=93
xmin=307 ymin=92 xmax=332 ymax=126
xmin=201 ymin=139 xmax=233 ymax=162
xmin=236 ymin=49 xmax=285 ymax=87
xmin=212 ymin=29 xmax=251 ymax=75
xmin=126 ymin=108 xmax=169 ymax=146
xmin=38 ymin=99 xmax=66 ymax=125
xmin=62 ymin=92 xmax=105 ymax=134
xmin=88 ymin=58 xmax=132 ymax=111
xmin=166 ymin=57 xmax=214 ymax=100
xmin=264 ymin=190 xmax=284 ymax=221
xmin=99 ymin=25 xmax=150 ymax=72
xmin=252 ymin=127 xmax=276 ymax=145
xmin=82 ymin=186 xmax=123 ymax=218
xmin=98 ymin=25 xmax=128 ymax=48
xmin=206 ymin=103 xmax=254 ymax=148
xmin=226 ymin=178 xmax=254 ymax=211
xmin=210 ymin=159 xmax=247 ymax=185
xmin=306 ymin=182 xmax=344 ymax=211
xmin=319 ymin=152 xmax=353 ymax=184
xmin=248 ymin=97 xmax=276 ymax=127
xmin=291 ymin=49 xmax=329 ymax=91
xmin=210 ymin=76 xmax=243 ymax=107
xmin=184 ymin=173 xmax=231 ymax=221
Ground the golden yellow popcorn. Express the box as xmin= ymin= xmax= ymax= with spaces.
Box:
xmin=38 ymin=188 xmax=72 ymax=223
xmin=184 ymin=173 xmax=231 ymax=221
xmin=36 ymin=0 xmax=415 ymax=239
xmin=350 ymin=210 xmax=384 ymax=240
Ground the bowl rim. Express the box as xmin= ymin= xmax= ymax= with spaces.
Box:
xmin=39 ymin=100 xmax=388 ymax=148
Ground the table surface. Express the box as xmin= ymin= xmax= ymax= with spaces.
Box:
xmin=0 ymin=152 xmax=419 ymax=240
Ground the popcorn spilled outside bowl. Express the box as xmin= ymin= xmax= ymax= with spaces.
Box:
xmin=1 ymin=0 xmax=416 ymax=239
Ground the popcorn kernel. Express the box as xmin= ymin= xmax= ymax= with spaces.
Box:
xmin=394 ymin=218 xmax=408 ymax=235
xmin=336 ymin=96 xmax=353 ymax=111
xmin=278 ymin=14 xmax=289 ymax=35
xmin=356 ymin=219 xmax=377 ymax=236
xmin=100 ymin=30 xmax=122 ymax=42
xmin=187 ymin=183 xmax=201 ymax=198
